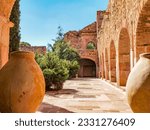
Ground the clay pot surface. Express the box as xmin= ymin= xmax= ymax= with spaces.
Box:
xmin=0 ymin=51 xmax=45 ymax=113
xmin=126 ymin=53 xmax=150 ymax=113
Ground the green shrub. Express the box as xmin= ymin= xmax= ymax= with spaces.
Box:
xmin=86 ymin=42 xmax=96 ymax=49
xmin=68 ymin=61 xmax=80 ymax=79
xmin=35 ymin=26 xmax=80 ymax=91
xmin=52 ymin=40 xmax=80 ymax=78
xmin=36 ymin=52 xmax=69 ymax=90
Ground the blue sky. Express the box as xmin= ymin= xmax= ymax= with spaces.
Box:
xmin=20 ymin=0 xmax=108 ymax=46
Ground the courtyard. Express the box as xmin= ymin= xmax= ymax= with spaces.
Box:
xmin=38 ymin=78 xmax=132 ymax=113
xmin=0 ymin=0 xmax=150 ymax=114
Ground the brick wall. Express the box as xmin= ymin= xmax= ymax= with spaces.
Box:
xmin=64 ymin=11 xmax=104 ymax=77
xmin=19 ymin=45 xmax=46 ymax=55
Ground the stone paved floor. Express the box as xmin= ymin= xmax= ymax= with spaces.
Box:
xmin=38 ymin=78 xmax=132 ymax=113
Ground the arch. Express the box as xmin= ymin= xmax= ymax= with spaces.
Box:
xmin=104 ymin=48 xmax=109 ymax=80
xmin=110 ymin=41 xmax=116 ymax=82
xmin=78 ymin=58 xmax=96 ymax=77
xmin=0 ymin=0 xmax=16 ymax=19
xmin=118 ymin=28 xmax=131 ymax=86
xmin=136 ymin=0 xmax=150 ymax=61
xmin=80 ymin=55 xmax=96 ymax=64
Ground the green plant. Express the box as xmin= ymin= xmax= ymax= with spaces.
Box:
xmin=36 ymin=52 xmax=69 ymax=90
xmin=86 ymin=42 xmax=96 ymax=50
xmin=48 ymin=26 xmax=80 ymax=78
xmin=68 ymin=61 xmax=80 ymax=79
xmin=20 ymin=42 xmax=31 ymax=47
xmin=35 ymin=26 xmax=80 ymax=91
xmin=9 ymin=0 xmax=21 ymax=52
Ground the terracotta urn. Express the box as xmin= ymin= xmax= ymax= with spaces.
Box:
xmin=126 ymin=53 xmax=150 ymax=113
xmin=0 ymin=51 xmax=45 ymax=113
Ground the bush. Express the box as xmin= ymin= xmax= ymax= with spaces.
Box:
xmin=52 ymin=41 xmax=80 ymax=78
xmin=36 ymin=52 xmax=69 ymax=91
xmin=35 ymin=26 xmax=80 ymax=91
xmin=68 ymin=61 xmax=80 ymax=79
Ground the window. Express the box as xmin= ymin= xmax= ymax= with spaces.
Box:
xmin=86 ymin=42 xmax=96 ymax=49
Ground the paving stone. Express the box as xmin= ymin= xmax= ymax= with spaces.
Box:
xmin=38 ymin=78 xmax=132 ymax=113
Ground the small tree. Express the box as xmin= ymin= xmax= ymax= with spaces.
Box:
xmin=54 ymin=26 xmax=64 ymax=42
xmin=35 ymin=26 xmax=80 ymax=91
xmin=68 ymin=60 xmax=80 ymax=79
xmin=9 ymin=0 xmax=21 ymax=52
xmin=48 ymin=26 xmax=80 ymax=78
xmin=36 ymin=52 xmax=69 ymax=91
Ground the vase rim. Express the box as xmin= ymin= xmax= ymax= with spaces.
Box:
xmin=10 ymin=51 xmax=35 ymax=58
xmin=140 ymin=53 xmax=150 ymax=59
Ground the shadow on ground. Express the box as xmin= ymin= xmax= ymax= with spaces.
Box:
xmin=46 ymin=89 xmax=78 ymax=97
xmin=38 ymin=102 xmax=74 ymax=113
xmin=72 ymin=78 xmax=98 ymax=81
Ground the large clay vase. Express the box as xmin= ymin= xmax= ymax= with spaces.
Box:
xmin=126 ymin=53 xmax=150 ymax=113
xmin=0 ymin=51 xmax=45 ymax=113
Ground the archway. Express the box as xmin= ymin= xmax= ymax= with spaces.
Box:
xmin=118 ymin=28 xmax=130 ymax=86
xmin=110 ymin=41 xmax=116 ymax=82
xmin=105 ymin=49 xmax=109 ymax=80
xmin=136 ymin=1 xmax=150 ymax=61
xmin=78 ymin=59 xmax=96 ymax=77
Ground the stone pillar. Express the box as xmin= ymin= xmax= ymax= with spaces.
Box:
xmin=116 ymin=47 xmax=120 ymax=86
xmin=102 ymin=54 xmax=105 ymax=79
xmin=96 ymin=11 xmax=103 ymax=34
xmin=96 ymin=62 xmax=100 ymax=78
xmin=131 ymin=22 xmax=135 ymax=69
xmin=133 ymin=41 xmax=137 ymax=65
xmin=0 ymin=16 xmax=13 ymax=69
xmin=104 ymin=53 xmax=107 ymax=80
xmin=130 ymin=48 xmax=134 ymax=69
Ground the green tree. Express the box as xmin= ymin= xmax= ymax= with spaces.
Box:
xmin=67 ymin=60 xmax=80 ymax=78
xmin=36 ymin=52 xmax=69 ymax=90
xmin=54 ymin=26 xmax=64 ymax=42
xmin=61 ymin=47 xmax=80 ymax=61
xmin=9 ymin=0 xmax=21 ymax=52
xmin=20 ymin=42 xmax=31 ymax=47
xmin=35 ymin=26 xmax=80 ymax=91
xmin=47 ymin=26 xmax=64 ymax=52
xmin=52 ymin=28 xmax=80 ymax=78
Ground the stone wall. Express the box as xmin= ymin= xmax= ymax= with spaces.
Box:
xmin=19 ymin=45 xmax=46 ymax=55
xmin=98 ymin=0 xmax=150 ymax=86
xmin=64 ymin=14 xmax=104 ymax=77
xmin=64 ymin=22 xmax=97 ymax=50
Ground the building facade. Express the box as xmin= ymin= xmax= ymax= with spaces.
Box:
xmin=64 ymin=12 xmax=103 ymax=78
xmin=97 ymin=0 xmax=150 ymax=87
